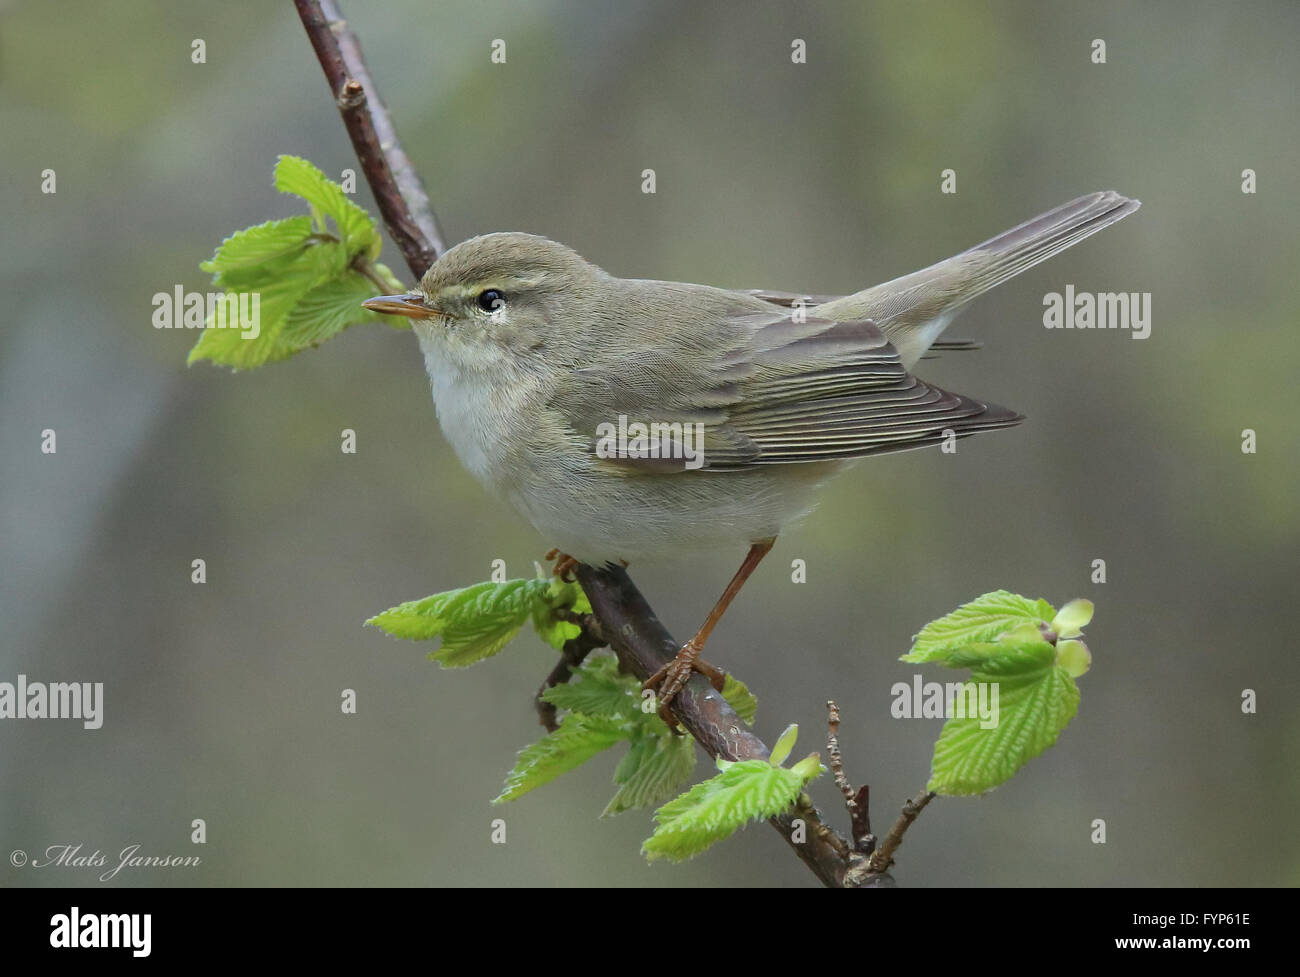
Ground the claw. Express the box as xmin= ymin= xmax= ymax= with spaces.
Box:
xmin=543 ymin=549 xmax=579 ymax=582
xmin=642 ymin=639 xmax=726 ymax=732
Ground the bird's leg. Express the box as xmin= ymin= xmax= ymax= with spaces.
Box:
xmin=544 ymin=548 xmax=579 ymax=582
xmin=644 ymin=538 xmax=775 ymax=727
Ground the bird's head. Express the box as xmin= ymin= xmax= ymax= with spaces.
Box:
xmin=363 ymin=232 xmax=604 ymax=359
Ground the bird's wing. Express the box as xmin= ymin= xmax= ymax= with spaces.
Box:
xmin=552 ymin=307 xmax=1021 ymax=473
xmin=745 ymin=288 xmax=981 ymax=359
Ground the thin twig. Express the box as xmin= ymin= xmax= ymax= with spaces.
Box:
xmin=855 ymin=784 xmax=872 ymax=851
xmin=294 ymin=0 xmax=445 ymax=279
xmin=867 ymin=789 xmax=936 ymax=875
xmin=826 ymin=700 xmax=871 ymax=851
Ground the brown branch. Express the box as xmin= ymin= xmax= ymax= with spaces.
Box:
xmin=826 ymin=700 xmax=871 ymax=851
xmin=865 ymin=789 xmax=936 ymax=877
xmin=294 ymin=0 xmax=444 ymax=279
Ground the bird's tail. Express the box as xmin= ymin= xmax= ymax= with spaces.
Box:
xmin=814 ymin=191 xmax=1141 ymax=368
xmin=955 ymin=191 xmax=1141 ymax=301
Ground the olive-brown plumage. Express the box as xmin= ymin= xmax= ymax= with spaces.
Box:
xmin=364 ymin=191 xmax=1139 ymax=717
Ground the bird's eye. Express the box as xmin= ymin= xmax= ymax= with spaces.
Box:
xmin=477 ymin=289 xmax=505 ymax=313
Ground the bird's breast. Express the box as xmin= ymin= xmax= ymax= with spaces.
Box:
xmin=414 ymin=323 xmax=563 ymax=495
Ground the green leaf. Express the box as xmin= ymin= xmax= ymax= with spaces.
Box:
xmin=366 ymin=578 xmax=549 ymax=668
xmin=902 ymin=590 xmax=1056 ymax=663
xmin=927 ymin=664 xmax=1080 ymax=796
xmin=1055 ymin=639 xmax=1092 ymax=677
xmin=273 ymin=154 xmax=379 ymax=257
xmin=905 ymin=591 xmax=1096 ymax=795
xmin=541 ymin=658 xmax=641 ymax=720
xmin=190 ymin=156 xmax=406 ymax=370
xmin=200 ymin=216 xmax=314 ymax=274
xmin=788 ymin=753 xmax=823 ymax=781
xmin=185 ymin=276 xmax=310 ymax=368
xmin=602 ymin=729 xmax=696 ymax=817
xmin=187 ymin=238 xmax=347 ymax=368
xmin=1051 ymin=598 xmax=1094 ymax=639
xmin=494 ymin=713 xmax=630 ymax=803
xmin=934 ymin=638 xmax=1057 ymax=675
xmin=279 ymin=271 xmax=392 ymax=347
xmin=530 ymin=575 xmax=593 ymax=650
xmin=522 ymin=657 xmax=694 ymax=812
xmin=642 ymin=752 xmax=822 ymax=862
xmin=719 ymin=673 xmax=757 ymax=724
xmin=769 ymin=723 xmax=799 ymax=766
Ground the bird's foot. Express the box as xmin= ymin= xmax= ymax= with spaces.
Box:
xmin=543 ymin=548 xmax=579 ymax=582
xmin=642 ymin=640 xmax=727 ymax=730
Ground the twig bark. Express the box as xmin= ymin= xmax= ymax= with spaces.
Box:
xmin=294 ymin=0 xmax=444 ymax=279
xmin=867 ymin=790 xmax=936 ymax=876
xmin=826 ymin=700 xmax=872 ymax=851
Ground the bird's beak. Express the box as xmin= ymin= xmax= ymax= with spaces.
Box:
xmin=362 ymin=292 xmax=441 ymax=318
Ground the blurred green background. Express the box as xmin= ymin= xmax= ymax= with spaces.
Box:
xmin=2 ymin=0 xmax=1297 ymax=888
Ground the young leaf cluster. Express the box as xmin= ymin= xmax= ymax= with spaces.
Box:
xmin=496 ymin=657 xmax=698 ymax=815
xmin=902 ymin=591 xmax=1095 ymax=795
xmin=366 ymin=574 xmax=590 ymax=668
xmin=189 ymin=156 xmax=406 ymax=369
xmin=641 ymin=723 xmax=823 ymax=862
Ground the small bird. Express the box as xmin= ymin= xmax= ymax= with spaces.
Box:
xmin=364 ymin=191 xmax=1139 ymax=721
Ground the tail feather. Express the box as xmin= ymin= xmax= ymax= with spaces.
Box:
xmin=960 ymin=191 xmax=1141 ymax=300
xmin=813 ymin=191 xmax=1140 ymax=368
